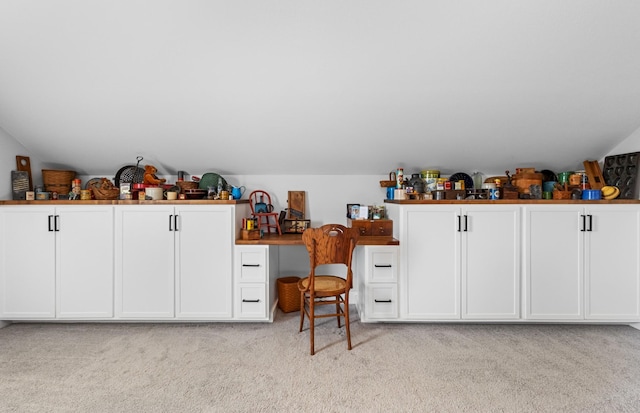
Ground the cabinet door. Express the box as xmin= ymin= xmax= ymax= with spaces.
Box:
xmin=115 ymin=206 xmax=175 ymax=318
xmin=56 ymin=206 xmax=114 ymax=318
xmin=403 ymin=206 xmax=460 ymax=319
xmin=175 ymin=205 xmax=233 ymax=319
xmin=585 ymin=206 xmax=640 ymax=320
xmin=0 ymin=206 xmax=56 ymax=318
xmin=462 ymin=206 xmax=520 ymax=319
xmin=524 ymin=206 xmax=584 ymax=319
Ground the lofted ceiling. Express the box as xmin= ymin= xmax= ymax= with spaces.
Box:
xmin=1 ymin=0 xmax=640 ymax=177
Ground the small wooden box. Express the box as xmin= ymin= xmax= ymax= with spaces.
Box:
xmin=283 ymin=219 xmax=310 ymax=234
xmin=445 ymin=190 xmax=466 ymax=200
xmin=348 ymin=219 xmax=393 ymax=236
xmin=241 ymin=229 xmax=261 ymax=240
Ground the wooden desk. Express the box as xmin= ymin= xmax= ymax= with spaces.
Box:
xmin=235 ymin=232 xmax=399 ymax=246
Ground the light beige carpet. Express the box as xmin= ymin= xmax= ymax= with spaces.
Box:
xmin=1 ymin=309 xmax=640 ymax=413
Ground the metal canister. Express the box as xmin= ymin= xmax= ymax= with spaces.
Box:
xmin=420 ymin=170 xmax=440 ymax=192
xmin=396 ymin=168 xmax=404 ymax=188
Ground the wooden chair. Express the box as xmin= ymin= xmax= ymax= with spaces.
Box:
xmin=298 ymin=224 xmax=360 ymax=355
xmin=248 ymin=190 xmax=282 ymax=235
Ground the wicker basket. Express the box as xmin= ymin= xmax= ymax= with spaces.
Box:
xmin=91 ymin=186 xmax=120 ymax=200
xmin=176 ymin=181 xmax=199 ymax=192
xmin=553 ymin=190 xmax=572 ymax=200
xmin=42 ymin=169 xmax=76 ymax=194
xmin=277 ymin=276 xmax=301 ymax=313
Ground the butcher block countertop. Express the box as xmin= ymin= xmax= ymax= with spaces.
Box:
xmin=0 ymin=199 xmax=250 ymax=205
xmin=384 ymin=199 xmax=640 ymax=204
xmin=235 ymin=233 xmax=399 ymax=246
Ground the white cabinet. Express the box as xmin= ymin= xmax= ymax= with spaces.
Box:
xmin=56 ymin=206 xmax=114 ymax=318
xmin=393 ymin=204 xmax=520 ymax=321
xmin=0 ymin=205 xmax=114 ymax=319
xmin=461 ymin=205 xmax=520 ymax=320
xmin=585 ymin=205 xmax=640 ymax=320
xmin=0 ymin=206 xmax=56 ymax=318
xmin=175 ymin=205 xmax=234 ymax=319
xmin=234 ymin=245 xmax=279 ymax=321
xmin=401 ymin=205 xmax=460 ymax=319
xmin=524 ymin=205 xmax=640 ymax=321
xmin=524 ymin=205 xmax=583 ymax=319
xmin=115 ymin=205 xmax=175 ymax=318
xmin=356 ymin=246 xmax=399 ymax=322
xmin=115 ymin=204 xmax=240 ymax=320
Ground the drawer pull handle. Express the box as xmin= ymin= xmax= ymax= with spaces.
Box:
xmin=374 ymin=299 xmax=392 ymax=303
xmin=242 ymin=299 xmax=260 ymax=303
xmin=242 ymin=264 xmax=260 ymax=267
xmin=374 ymin=264 xmax=392 ymax=268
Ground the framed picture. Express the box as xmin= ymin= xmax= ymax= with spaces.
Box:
xmin=347 ymin=203 xmax=360 ymax=219
xmin=283 ymin=219 xmax=311 ymax=234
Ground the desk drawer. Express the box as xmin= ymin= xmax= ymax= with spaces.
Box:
xmin=369 ymin=248 xmax=398 ymax=283
xmin=237 ymin=284 xmax=267 ymax=319
xmin=367 ymin=284 xmax=398 ymax=319
xmin=237 ymin=247 xmax=267 ymax=282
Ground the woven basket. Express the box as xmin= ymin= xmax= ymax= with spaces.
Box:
xmin=553 ymin=190 xmax=572 ymax=200
xmin=176 ymin=181 xmax=199 ymax=192
xmin=91 ymin=186 xmax=120 ymax=200
xmin=42 ymin=169 xmax=76 ymax=194
xmin=277 ymin=276 xmax=301 ymax=313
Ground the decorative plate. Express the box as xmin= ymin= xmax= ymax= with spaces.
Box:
xmin=449 ymin=172 xmax=474 ymax=190
xmin=85 ymin=177 xmax=103 ymax=190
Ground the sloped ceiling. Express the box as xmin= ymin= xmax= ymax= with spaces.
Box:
xmin=1 ymin=0 xmax=640 ymax=177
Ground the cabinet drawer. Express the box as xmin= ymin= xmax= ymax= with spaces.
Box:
xmin=370 ymin=249 xmax=398 ymax=283
xmin=348 ymin=219 xmax=393 ymax=236
xmin=370 ymin=220 xmax=393 ymax=236
xmin=237 ymin=248 xmax=267 ymax=282
xmin=237 ymin=284 xmax=267 ymax=319
xmin=367 ymin=284 xmax=398 ymax=319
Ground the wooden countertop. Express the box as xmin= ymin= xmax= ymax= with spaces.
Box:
xmin=384 ymin=199 xmax=640 ymax=204
xmin=235 ymin=233 xmax=399 ymax=246
xmin=0 ymin=199 xmax=249 ymax=205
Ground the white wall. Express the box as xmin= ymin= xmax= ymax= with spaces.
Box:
xmin=606 ymin=124 xmax=640 ymax=157
xmin=0 ymin=127 xmax=44 ymax=199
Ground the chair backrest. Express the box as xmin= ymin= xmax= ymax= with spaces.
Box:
xmin=249 ymin=190 xmax=273 ymax=215
xmin=302 ymin=224 xmax=360 ymax=289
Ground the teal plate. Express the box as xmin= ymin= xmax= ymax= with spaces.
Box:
xmin=198 ymin=172 xmax=228 ymax=191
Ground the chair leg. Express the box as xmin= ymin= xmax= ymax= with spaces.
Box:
xmin=299 ymin=291 xmax=305 ymax=332
xmin=336 ymin=296 xmax=342 ymax=328
xmin=344 ymin=293 xmax=352 ymax=351
xmin=309 ymin=297 xmax=315 ymax=356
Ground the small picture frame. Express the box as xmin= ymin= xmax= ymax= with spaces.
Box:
xmin=357 ymin=205 xmax=369 ymax=220
xmin=347 ymin=204 xmax=360 ymax=219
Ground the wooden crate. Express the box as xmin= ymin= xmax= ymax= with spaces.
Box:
xmin=282 ymin=219 xmax=310 ymax=234
xmin=241 ymin=229 xmax=260 ymax=240
xmin=348 ymin=219 xmax=393 ymax=236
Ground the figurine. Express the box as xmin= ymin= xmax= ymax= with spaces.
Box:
xmin=143 ymin=165 xmax=166 ymax=185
